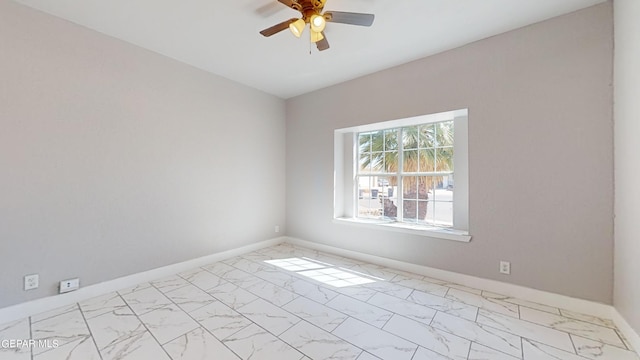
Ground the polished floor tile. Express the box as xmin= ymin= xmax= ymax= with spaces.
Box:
xmin=332 ymin=317 xmax=417 ymax=360
xmin=0 ymin=319 xmax=32 ymax=360
xmin=477 ymin=308 xmax=576 ymax=353
xmin=279 ymin=321 xmax=361 ymax=360
xmin=407 ymin=288 xmax=478 ymax=321
xmin=120 ymin=286 xmax=173 ymax=316
xmin=412 ymin=346 xmax=454 ymax=360
xmin=138 ymin=303 xmax=200 ymax=345
xmin=151 ymin=275 xmax=190 ymax=293
xmin=519 ymin=306 xmax=624 ymax=347
xmin=235 ymin=298 xmax=300 ymax=336
xmin=390 ymin=275 xmax=450 ymax=297
xmin=30 ymin=309 xmax=91 ymax=356
xmin=32 ymin=336 xmax=101 ymax=360
xmin=382 ymin=314 xmax=470 ymax=360
xmin=1 ymin=243 xmax=637 ymax=360
xmin=367 ymin=292 xmax=436 ymax=325
xmin=446 ymin=288 xmax=520 ymax=318
xmin=222 ymin=323 xmax=302 ymax=360
xmin=178 ymin=268 xmax=226 ymax=292
xmin=163 ymin=284 xmax=215 ymax=313
xmin=431 ymin=311 xmax=521 ymax=358
xmin=206 ymin=281 xmax=258 ymax=310
xmin=571 ymin=334 xmax=640 ymax=360
xmin=326 ymin=295 xmax=392 ymax=328
xmin=79 ymin=292 xmax=129 ymax=320
xmin=189 ymin=301 xmax=252 ymax=340
xmin=468 ymin=342 xmax=519 ymax=360
xmin=282 ymin=296 xmax=348 ymax=332
xmin=163 ymin=327 xmax=240 ymax=360
xmin=85 ymin=307 xmax=145 ymax=351
xmin=100 ymin=331 xmax=170 ymax=360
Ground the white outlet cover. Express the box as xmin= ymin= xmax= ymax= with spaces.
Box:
xmin=59 ymin=278 xmax=80 ymax=293
xmin=24 ymin=274 xmax=39 ymax=290
xmin=500 ymin=261 xmax=511 ymax=275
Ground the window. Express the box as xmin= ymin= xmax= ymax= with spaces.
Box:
xmin=357 ymin=121 xmax=454 ymax=226
xmin=334 ymin=109 xmax=470 ymax=242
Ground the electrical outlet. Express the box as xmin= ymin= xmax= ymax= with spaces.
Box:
xmin=59 ymin=278 xmax=80 ymax=294
xmin=499 ymin=261 xmax=511 ymax=275
xmin=275 ymin=225 xmax=280 ymax=233
xmin=24 ymin=274 xmax=39 ymax=291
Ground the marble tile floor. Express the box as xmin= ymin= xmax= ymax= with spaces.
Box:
xmin=0 ymin=243 xmax=638 ymax=360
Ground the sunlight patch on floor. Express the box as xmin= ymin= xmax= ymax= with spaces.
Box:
xmin=265 ymin=257 xmax=378 ymax=287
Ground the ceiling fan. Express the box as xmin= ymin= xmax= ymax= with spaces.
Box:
xmin=259 ymin=0 xmax=375 ymax=51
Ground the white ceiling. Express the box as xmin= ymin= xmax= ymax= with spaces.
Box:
xmin=13 ymin=0 xmax=606 ymax=99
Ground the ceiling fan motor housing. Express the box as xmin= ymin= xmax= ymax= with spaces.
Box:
xmin=291 ymin=0 xmax=325 ymax=20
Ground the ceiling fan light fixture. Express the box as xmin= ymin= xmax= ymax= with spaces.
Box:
xmin=289 ymin=18 xmax=305 ymax=38
xmin=260 ymin=0 xmax=375 ymax=52
xmin=310 ymin=30 xmax=324 ymax=43
xmin=310 ymin=14 xmax=326 ymax=32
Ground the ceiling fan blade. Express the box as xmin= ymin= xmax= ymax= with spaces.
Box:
xmin=316 ymin=32 xmax=330 ymax=51
xmin=324 ymin=11 xmax=374 ymax=26
xmin=255 ymin=2 xmax=284 ymax=17
xmin=259 ymin=18 xmax=298 ymax=37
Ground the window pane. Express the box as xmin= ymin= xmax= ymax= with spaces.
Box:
xmin=403 ymin=200 xmax=417 ymax=221
xmin=435 ymin=146 xmax=454 ymax=172
xmin=420 ymin=124 xmax=436 ymax=149
xmin=418 ymin=200 xmax=431 ymax=223
xmin=384 ymin=151 xmax=399 ymax=172
xmin=370 ymin=152 xmax=384 ymax=173
xmin=359 ymin=133 xmax=371 ymax=153
xmin=437 ymin=121 xmax=454 ymax=147
xmin=359 ymin=153 xmax=371 ymax=173
xmin=419 ymin=149 xmax=435 ymax=172
xmin=381 ymin=180 xmax=398 ymax=220
xmin=384 ymin=129 xmax=398 ymax=151
xmin=403 ymin=176 xmax=431 ymax=222
xmin=370 ymin=131 xmax=384 ymax=152
xmin=420 ymin=176 xmax=434 ymax=201
xmin=377 ymin=176 xmax=391 ymax=188
xmin=433 ymin=183 xmax=453 ymax=201
xmin=404 ymin=199 xmax=429 ymax=222
xmin=357 ymin=176 xmax=382 ymax=219
xmin=403 ymin=176 xmax=418 ymax=199
xmin=444 ymin=174 xmax=454 ymax=190
xmin=433 ymin=201 xmax=453 ymax=227
xmin=404 ymin=176 xmax=432 ymax=199
xmin=402 ymin=126 xmax=419 ymax=149
xmin=403 ymin=150 xmax=418 ymax=172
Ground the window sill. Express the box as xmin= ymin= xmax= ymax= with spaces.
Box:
xmin=333 ymin=217 xmax=472 ymax=243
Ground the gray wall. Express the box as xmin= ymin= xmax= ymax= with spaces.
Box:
xmin=614 ymin=0 xmax=640 ymax=333
xmin=0 ymin=1 xmax=286 ymax=308
xmin=286 ymin=3 xmax=614 ymax=303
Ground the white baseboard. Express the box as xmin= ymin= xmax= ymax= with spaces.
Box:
xmin=284 ymin=236 xmax=613 ymax=318
xmin=0 ymin=237 xmax=286 ymax=325
xmin=612 ymin=309 xmax=640 ymax=353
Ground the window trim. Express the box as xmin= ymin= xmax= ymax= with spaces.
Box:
xmin=333 ymin=109 xmax=471 ymax=242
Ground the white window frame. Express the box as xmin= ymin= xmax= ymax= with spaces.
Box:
xmin=333 ymin=109 xmax=470 ymax=242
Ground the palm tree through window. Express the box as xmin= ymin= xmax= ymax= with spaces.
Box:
xmin=357 ymin=121 xmax=454 ymax=227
